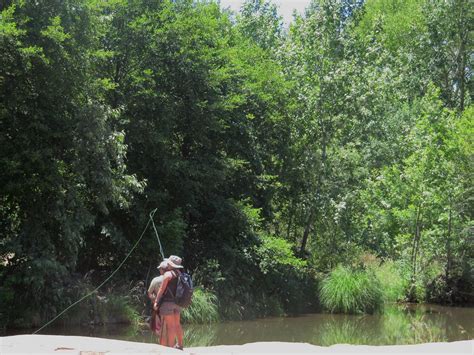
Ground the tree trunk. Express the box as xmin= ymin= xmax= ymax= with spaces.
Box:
xmin=299 ymin=100 xmax=328 ymax=257
xmin=458 ymin=14 xmax=467 ymax=112
xmin=299 ymin=153 xmax=325 ymax=257
xmin=286 ymin=199 xmax=295 ymax=240
xmin=445 ymin=207 xmax=453 ymax=301
xmin=299 ymin=208 xmax=315 ymax=257
xmin=409 ymin=205 xmax=422 ymax=301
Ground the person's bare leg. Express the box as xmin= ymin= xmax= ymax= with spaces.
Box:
xmin=159 ymin=322 xmax=166 ymax=346
xmin=176 ymin=312 xmax=183 ymax=348
xmin=166 ymin=315 xmax=177 ymax=348
xmin=160 ymin=316 xmax=170 ymax=346
xmin=155 ymin=315 xmax=161 ymax=338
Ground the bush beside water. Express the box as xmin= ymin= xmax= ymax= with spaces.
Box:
xmin=319 ymin=258 xmax=450 ymax=315
xmin=320 ymin=265 xmax=383 ymax=314
xmin=61 ymin=287 xmax=141 ymax=327
xmin=182 ymin=288 xmax=219 ymax=324
xmin=371 ymin=260 xmax=407 ymax=303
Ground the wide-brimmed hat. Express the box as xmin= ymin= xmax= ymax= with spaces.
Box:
xmin=166 ymin=255 xmax=184 ymax=269
xmin=157 ymin=260 xmax=168 ymax=270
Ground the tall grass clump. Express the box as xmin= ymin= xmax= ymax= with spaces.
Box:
xmin=181 ymin=288 xmax=219 ymax=324
xmin=320 ymin=265 xmax=383 ymax=314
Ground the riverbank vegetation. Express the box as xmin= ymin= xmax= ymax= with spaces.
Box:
xmin=0 ymin=0 xmax=472 ymax=329
xmin=320 ymin=265 xmax=383 ymax=314
xmin=182 ymin=288 xmax=219 ymax=324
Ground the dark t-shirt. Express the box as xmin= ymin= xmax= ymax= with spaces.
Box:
xmin=162 ymin=271 xmax=179 ymax=303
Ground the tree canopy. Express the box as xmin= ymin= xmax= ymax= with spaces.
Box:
xmin=1 ymin=0 xmax=472 ymax=327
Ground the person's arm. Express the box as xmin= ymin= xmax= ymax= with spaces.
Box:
xmin=147 ymin=281 xmax=155 ymax=301
xmin=154 ymin=272 xmax=172 ymax=309
xmin=148 ymin=278 xmax=158 ymax=301
xmin=147 ymin=290 xmax=155 ymax=301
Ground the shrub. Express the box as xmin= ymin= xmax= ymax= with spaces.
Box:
xmin=371 ymin=260 xmax=407 ymax=303
xmin=255 ymin=293 xmax=285 ymax=317
xmin=102 ymin=295 xmax=141 ymax=325
xmin=254 ymin=234 xmax=317 ymax=315
xmin=60 ymin=280 xmax=143 ymax=327
xmin=255 ymin=234 xmax=307 ymax=274
xmin=320 ymin=265 xmax=383 ymax=314
xmin=407 ymin=261 xmax=444 ymax=303
xmin=181 ymin=288 xmax=219 ymax=324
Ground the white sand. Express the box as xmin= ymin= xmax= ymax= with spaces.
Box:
xmin=1 ymin=335 xmax=472 ymax=355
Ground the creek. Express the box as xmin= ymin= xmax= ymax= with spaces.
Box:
xmin=14 ymin=304 xmax=474 ymax=347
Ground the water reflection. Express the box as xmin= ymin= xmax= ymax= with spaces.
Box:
xmin=183 ymin=304 xmax=473 ymax=346
xmin=28 ymin=304 xmax=474 ymax=346
xmin=184 ymin=324 xmax=218 ymax=347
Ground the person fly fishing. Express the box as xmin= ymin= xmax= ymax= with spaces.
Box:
xmin=153 ymin=255 xmax=185 ymax=350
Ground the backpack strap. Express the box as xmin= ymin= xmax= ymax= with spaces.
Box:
xmin=164 ymin=270 xmax=179 ymax=299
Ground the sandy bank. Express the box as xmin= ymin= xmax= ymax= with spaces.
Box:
xmin=1 ymin=335 xmax=472 ymax=355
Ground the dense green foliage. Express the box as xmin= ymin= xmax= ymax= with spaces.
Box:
xmin=0 ymin=0 xmax=472 ymax=327
xmin=370 ymin=260 xmax=406 ymax=303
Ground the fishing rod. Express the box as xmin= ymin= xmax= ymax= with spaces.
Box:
xmin=150 ymin=208 xmax=165 ymax=260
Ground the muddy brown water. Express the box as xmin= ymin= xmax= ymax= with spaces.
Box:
xmin=9 ymin=304 xmax=474 ymax=347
